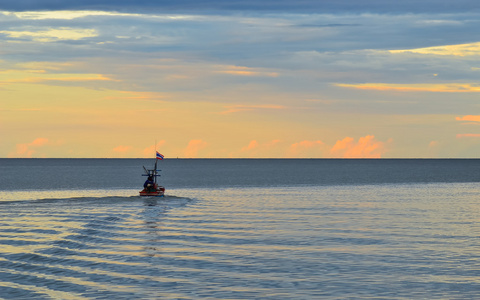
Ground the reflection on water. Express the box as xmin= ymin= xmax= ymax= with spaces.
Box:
xmin=143 ymin=197 xmax=159 ymax=207
xmin=142 ymin=198 xmax=166 ymax=257
xmin=0 ymin=184 xmax=480 ymax=299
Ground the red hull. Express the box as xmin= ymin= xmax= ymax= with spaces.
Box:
xmin=139 ymin=186 xmax=165 ymax=197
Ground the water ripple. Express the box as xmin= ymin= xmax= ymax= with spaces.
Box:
xmin=1 ymin=186 xmax=480 ymax=299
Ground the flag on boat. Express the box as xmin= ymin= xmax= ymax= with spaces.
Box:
xmin=156 ymin=151 xmax=164 ymax=160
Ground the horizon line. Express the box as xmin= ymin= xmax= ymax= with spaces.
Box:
xmin=1 ymin=157 xmax=479 ymax=160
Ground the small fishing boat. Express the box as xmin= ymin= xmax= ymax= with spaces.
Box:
xmin=139 ymin=152 xmax=165 ymax=197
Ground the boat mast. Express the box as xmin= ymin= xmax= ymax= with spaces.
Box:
xmin=154 ymin=140 xmax=158 ymax=185
xmin=154 ymin=156 xmax=158 ymax=185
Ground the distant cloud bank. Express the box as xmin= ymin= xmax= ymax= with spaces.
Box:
xmin=1 ymin=0 xmax=478 ymax=14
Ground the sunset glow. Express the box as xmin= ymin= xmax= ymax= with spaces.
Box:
xmin=1 ymin=2 xmax=479 ymax=158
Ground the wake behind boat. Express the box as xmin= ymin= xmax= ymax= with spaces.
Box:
xmin=139 ymin=151 xmax=165 ymax=197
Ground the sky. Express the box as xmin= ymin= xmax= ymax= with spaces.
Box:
xmin=1 ymin=0 xmax=480 ymax=158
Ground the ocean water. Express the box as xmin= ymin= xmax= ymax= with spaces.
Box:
xmin=1 ymin=159 xmax=480 ymax=299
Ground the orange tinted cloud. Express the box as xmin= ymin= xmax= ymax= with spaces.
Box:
xmin=287 ymin=140 xmax=324 ymax=157
xmin=8 ymin=137 xmax=49 ymax=158
xmin=2 ymin=74 xmax=113 ymax=84
xmin=337 ymin=83 xmax=480 ymax=93
xmin=238 ymin=140 xmax=281 ymax=157
xmin=456 ymin=134 xmax=480 ymax=138
xmin=0 ymin=71 xmax=115 ymax=87
xmin=217 ymin=66 xmax=279 ymax=77
xmin=456 ymin=115 xmax=480 ymax=122
xmin=184 ymin=139 xmax=207 ymax=158
xmin=143 ymin=140 xmax=166 ymax=158
xmin=330 ymin=135 xmax=388 ymax=158
xmin=241 ymin=140 xmax=259 ymax=152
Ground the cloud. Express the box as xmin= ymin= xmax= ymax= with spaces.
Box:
xmin=143 ymin=140 xmax=166 ymax=158
xmin=234 ymin=136 xmax=389 ymax=158
xmin=183 ymin=139 xmax=207 ymax=158
xmin=8 ymin=137 xmax=49 ymax=158
xmin=456 ymin=134 xmax=480 ymax=138
xmin=390 ymin=42 xmax=480 ymax=56
xmin=337 ymin=83 xmax=480 ymax=93
xmin=287 ymin=140 xmax=324 ymax=157
xmin=1 ymin=5 xmax=479 ymax=159
xmin=330 ymin=135 xmax=389 ymax=158
xmin=237 ymin=139 xmax=281 ymax=157
xmin=241 ymin=140 xmax=259 ymax=152
xmin=456 ymin=115 xmax=480 ymax=122
xmin=216 ymin=66 xmax=279 ymax=77
xmin=0 ymin=73 xmax=114 ymax=85
xmin=3 ymin=10 xmax=141 ymax=20
xmin=1 ymin=1 xmax=478 ymax=13
xmin=0 ymin=28 xmax=98 ymax=42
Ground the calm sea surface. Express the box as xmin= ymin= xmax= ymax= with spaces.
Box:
xmin=1 ymin=159 xmax=480 ymax=299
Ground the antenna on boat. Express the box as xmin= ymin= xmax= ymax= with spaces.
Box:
xmin=154 ymin=140 xmax=158 ymax=185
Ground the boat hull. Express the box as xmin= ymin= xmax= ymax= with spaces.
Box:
xmin=139 ymin=186 xmax=165 ymax=197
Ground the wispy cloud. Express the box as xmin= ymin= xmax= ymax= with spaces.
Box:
xmin=0 ymin=27 xmax=98 ymax=42
xmin=337 ymin=83 xmax=480 ymax=93
xmin=15 ymin=61 xmax=74 ymax=71
xmin=390 ymin=42 xmax=480 ymax=56
xmin=0 ymin=74 xmax=114 ymax=85
xmin=1 ymin=1 xmax=478 ymax=13
xmin=216 ymin=66 xmax=279 ymax=77
xmin=2 ymin=10 xmax=142 ymax=20
xmin=456 ymin=133 xmax=480 ymax=138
